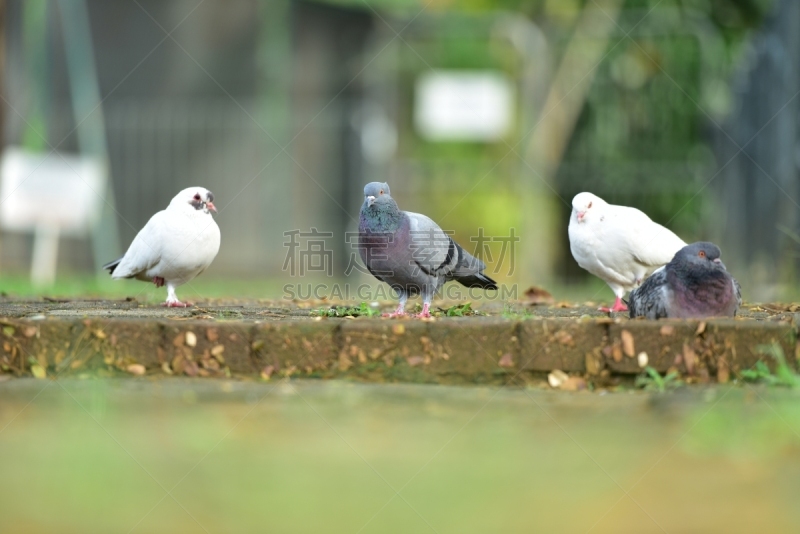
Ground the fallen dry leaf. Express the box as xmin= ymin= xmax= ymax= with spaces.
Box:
xmin=23 ymin=326 xmax=37 ymax=338
xmin=524 ymin=286 xmax=555 ymax=305
xmin=498 ymin=353 xmax=514 ymax=368
xmin=203 ymin=358 xmax=221 ymax=372
xmin=660 ymin=325 xmax=675 ymax=336
xmin=31 ymin=364 xmax=46 ymax=379
xmin=183 ymin=360 xmax=200 ymax=377
xmin=172 ymin=354 xmax=186 ymax=375
xmin=554 ymin=330 xmax=574 ymax=347
xmin=611 ymin=342 xmax=623 ymax=362
xmin=560 ymin=376 xmax=587 ymax=391
xmin=260 ymin=365 xmax=275 ymax=380
xmin=210 ymin=345 xmax=225 ymax=358
xmin=585 ymin=352 xmax=603 ymax=375
xmin=717 ymin=358 xmax=730 ymax=384
xmin=548 ymin=369 xmax=569 ymax=388
xmin=683 ymin=344 xmax=696 ymax=374
xmin=338 ymin=352 xmax=353 ymax=371
xmin=185 ymin=331 xmax=197 ymax=348
xmin=392 ymin=324 xmax=405 ymax=335
xmin=621 ymin=330 xmax=635 ymax=357
xmin=407 ymin=356 xmax=425 ymax=367
xmin=126 ymin=364 xmax=146 ymax=376
xmin=695 ymin=322 xmax=707 ymax=336
xmin=206 ymin=328 xmax=219 ymax=342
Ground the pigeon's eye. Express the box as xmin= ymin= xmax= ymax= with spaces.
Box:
xmin=587 ymin=201 xmax=593 ymax=209
xmin=698 ymin=251 xmax=706 ymax=258
xmin=379 ymin=189 xmax=384 ymax=195
xmin=193 ymin=193 xmax=202 ymax=201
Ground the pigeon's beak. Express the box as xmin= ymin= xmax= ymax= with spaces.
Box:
xmin=367 ymin=195 xmax=376 ymax=206
xmin=576 ymin=211 xmax=586 ymax=222
xmin=206 ymin=201 xmax=217 ymax=213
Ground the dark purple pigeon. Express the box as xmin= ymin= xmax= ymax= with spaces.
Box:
xmin=358 ymin=182 xmax=497 ymax=318
xmin=628 ymin=242 xmax=741 ymax=320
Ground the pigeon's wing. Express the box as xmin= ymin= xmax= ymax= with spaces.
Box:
xmin=405 ymin=211 xmax=458 ymax=276
xmin=110 ymin=212 xmax=166 ymax=279
xmin=628 ymin=268 xmax=669 ymax=319
xmin=607 ymin=206 xmax=686 ymax=269
xmin=733 ymin=278 xmax=742 ymax=313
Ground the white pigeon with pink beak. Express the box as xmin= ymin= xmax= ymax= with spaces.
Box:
xmin=103 ymin=187 xmax=220 ymax=307
xmin=568 ymin=192 xmax=686 ymax=313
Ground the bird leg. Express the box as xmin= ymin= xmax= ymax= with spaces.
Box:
xmin=162 ymin=283 xmax=192 ymax=308
xmin=414 ymin=302 xmax=432 ymax=318
xmin=162 ymin=300 xmax=192 ymax=308
xmin=382 ymin=294 xmax=408 ymax=318
xmin=152 ymin=276 xmax=165 ymax=288
xmin=382 ymin=302 xmax=407 ymax=318
xmin=599 ymin=297 xmax=628 ymax=313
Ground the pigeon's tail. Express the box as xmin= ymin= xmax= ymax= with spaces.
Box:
xmin=452 ymin=244 xmax=498 ymax=290
xmin=103 ymin=258 xmax=122 ymax=275
xmin=455 ymin=272 xmax=498 ymax=290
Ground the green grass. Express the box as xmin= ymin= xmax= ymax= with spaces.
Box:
xmin=312 ymin=302 xmax=380 ymax=317
xmin=501 ymin=303 xmax=534 ymax=319
xmin=0 ymin=273 xmax=292 ymax=302
xmin=438 ymin=302 xmax=479 ymax=317
xmin=740 ymin=344 xmax=800 ymax=388
xmin=635 ymin=366 xmax=684 ymax=392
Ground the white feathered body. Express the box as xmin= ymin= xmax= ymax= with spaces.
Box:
xmin=568 ymin=203 xmax=685 ymax=297
xmin=112 ymin=208 xmax=220 ymax=287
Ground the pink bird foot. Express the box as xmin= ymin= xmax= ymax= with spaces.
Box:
xmin=599 ymin=297 xmax=628 ymax=313
xmin=414 ymin=303 xmax=432 ymax=318
xmin=162 ymin=300 xmax=193 ymax=308
xmin=382 ymin=304 xmax=407 ymax=318
xmin=152 ymin=276 xmax=165 ymax=288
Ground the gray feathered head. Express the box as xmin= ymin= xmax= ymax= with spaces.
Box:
xmin=362 ymin=182 xmax=392 ymax=208
xmin=672 ymin=242 xmax=725 ymax=270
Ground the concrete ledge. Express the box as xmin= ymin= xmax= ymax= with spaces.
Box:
xmin=0 ymin=305 xmax=796 ymax=385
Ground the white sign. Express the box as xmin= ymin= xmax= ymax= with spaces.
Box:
xmin=414 ymin=70 xmax=515 ymax=142
xmin=0 ymin=147 xmax=104 ymax=234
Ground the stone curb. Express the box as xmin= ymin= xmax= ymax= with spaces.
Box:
xmin=0 ymin=316 xmax=795 ymax=384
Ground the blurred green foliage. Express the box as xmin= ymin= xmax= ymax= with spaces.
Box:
xmin=367 ymin=0 xmax=776 ymax=282
xmin=388 ymin=0 xmax=773 ymax=280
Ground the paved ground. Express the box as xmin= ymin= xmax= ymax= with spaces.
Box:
xmin=1 ymin=296 xmax=797 ymax=321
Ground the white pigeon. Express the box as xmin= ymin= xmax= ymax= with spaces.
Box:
xmin=568 ymin=192 xmax=686 ymax=312
xmin=103 ymin=187 xmax=221 ymax=307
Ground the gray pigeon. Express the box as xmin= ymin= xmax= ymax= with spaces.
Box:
xmin=628 ymin=242 xmax=741 ymax=320
xmin=358 ymin=182 xmax=497 ymax=317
